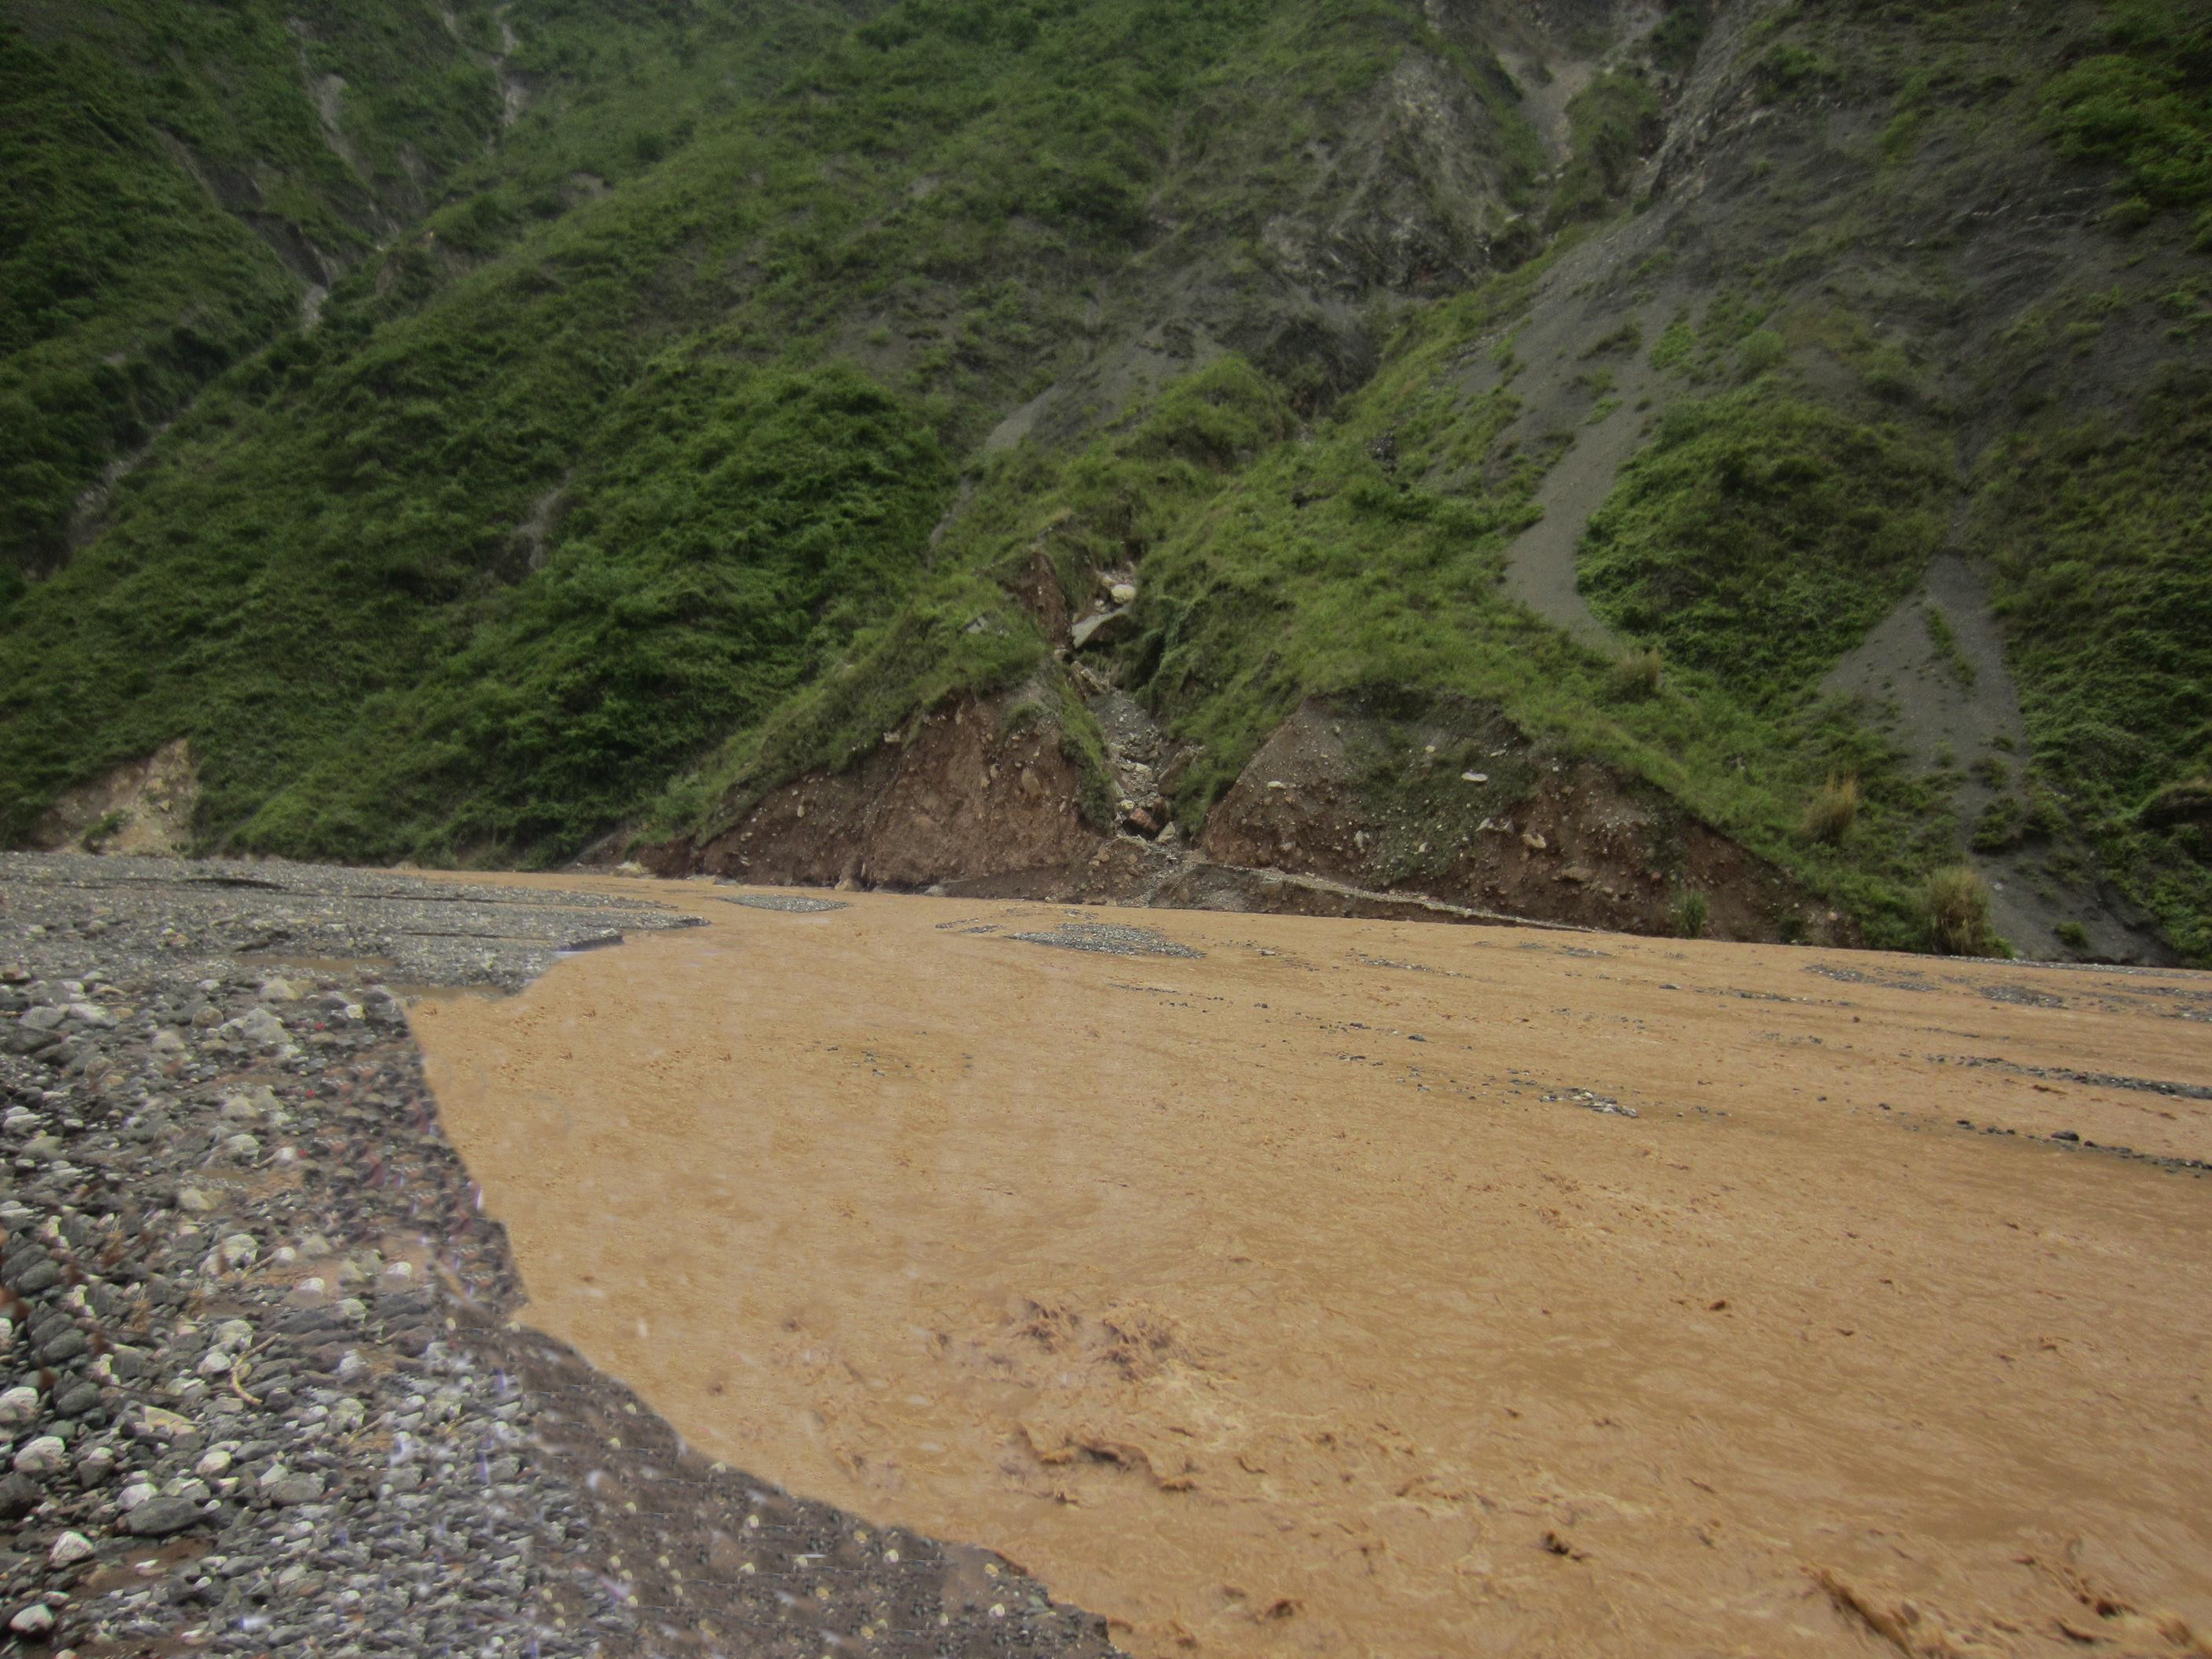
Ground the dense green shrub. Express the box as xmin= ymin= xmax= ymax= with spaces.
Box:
xmin=1606 ymin=648 xmax=1666 ymax=702
xmin=2045 ymin=2 xmax=2212 ymax=240
xmin=245 ymin=363 xmax=952 ymax=860
xmin=1579 ymin=390 xmax=1951 ymax=699
xmin=1801 ymin=775 xmax=1860 ymax=844
xmin=1921 ymin=864 xmax=1999 ymax=955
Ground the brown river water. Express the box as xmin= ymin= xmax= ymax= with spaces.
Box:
xmin=414 ymin=881 xmax=2212 ymax=1657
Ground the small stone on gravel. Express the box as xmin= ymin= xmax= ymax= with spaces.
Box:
xmin=7 ymin=1602 xmax=55 ymax=1636
xmin=48 ymin=1529 xmax=95 ymax=1566
xmin=122 ymin=1493 xmax=202 ymax=1536
xmin=12 ymin=1434 xmax=67 ymax=1476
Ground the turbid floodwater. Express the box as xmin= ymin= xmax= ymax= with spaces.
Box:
xmin=415 ymin=881 xmax=2212 ymax=1658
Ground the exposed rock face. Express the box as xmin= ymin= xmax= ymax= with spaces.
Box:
xmin=1070 ymin=606 xmax=1135 ymax=651
xmin=32 ymin=739 xmax=199 ymax=857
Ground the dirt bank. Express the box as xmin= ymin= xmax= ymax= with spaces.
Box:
xmin=657 ymin=690 xmax=1845 ymax=947
xmin=417 ymin=880 xmax=2212 ymax=1659
xmin=1196 ymin=698 xmax=1847 ymax=944
xmin=672 ymin=695 xmax=1106 ymax=892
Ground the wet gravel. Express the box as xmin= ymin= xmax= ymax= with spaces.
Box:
xmin=709 ymin=895 xmax=850 ymax=915
xmin=1002 ymin=924 xmax=1201 ymax=961
xmin=2 ymin=855 xmax=706 ymax=994
xmin=0 ymin=854 xmax=1118 ymax=1659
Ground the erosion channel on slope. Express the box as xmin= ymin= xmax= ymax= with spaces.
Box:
xmin=416 ymin=877 xmax=2212 ymax=1659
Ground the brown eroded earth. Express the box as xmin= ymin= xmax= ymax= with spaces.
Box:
xmin=413 ymin=883 xmax=2212 ymax=1658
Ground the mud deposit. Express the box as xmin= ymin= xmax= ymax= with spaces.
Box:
xmin=418 ymin=884 xmax=2212 ymax=1658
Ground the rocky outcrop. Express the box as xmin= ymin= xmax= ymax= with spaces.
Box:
xmin=32 ymin=740 xmax=200 ymax=858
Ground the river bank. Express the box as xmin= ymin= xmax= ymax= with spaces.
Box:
xmin=0 ymin=853 xmax=1105 ymax=1658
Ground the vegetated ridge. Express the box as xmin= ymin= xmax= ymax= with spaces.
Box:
xmin=1 ymin=0 xmax=2207 ymax=965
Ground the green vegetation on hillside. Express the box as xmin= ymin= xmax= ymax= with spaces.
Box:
xmin=256 ymin=361 xmax=952 ymax=860
xmin=0 ymin=0 xmax=508 ymax=573
xmin=2 ymin=0 xmax=1478 ymax=862
xmin=0 ymin=0 xmax=894 ymax=580
xmin=1972 ymin=375 xmax=2212 ymax=961
xmin=1100 ymin=304 xmax=1957 ymax=943
xmin=1579 ymin=390 xmax=1952 ymax=699
xmin=662 ymin=357 xmax=1304 ymax=843
xmin=2045 ymin=0 xmax=2212 ymax=242
xmin=1558 ymin=0 xmax=2212 ymax=958
xmin=2 ymin=0 xmax=2209 ymax=963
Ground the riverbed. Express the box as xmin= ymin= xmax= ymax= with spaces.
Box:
xmin=418 ymin=884 xmax=2212 ymax=1657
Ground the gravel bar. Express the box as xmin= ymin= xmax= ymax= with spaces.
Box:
xmin=0 ymin=853 xmax=1118 ymax=1659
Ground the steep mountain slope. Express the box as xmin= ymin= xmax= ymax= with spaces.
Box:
xmin=0 ymin=0 xmax=866 ymax=585
xmin=671 ymin=0 xmax=2211 ymax=959
xmin=0 ymin=0 xmax=1544 ymax=850
xmin=2 ymin=0 xmax=505 ymax=580
xmin=2 ymin=0 xmax=2207 ymax=964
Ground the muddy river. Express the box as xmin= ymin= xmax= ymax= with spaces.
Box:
xmin=415 ymin=885 xmax=2212 ymax=1657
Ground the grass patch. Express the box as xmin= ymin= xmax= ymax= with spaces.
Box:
xmin=1671 ymin=888 xmax=1710 ymax=939
xmin=1921 ymin=863 xmax=2001 ymax=956
xmin=1800 ymin=774 xmax=1860 ymax=844
xmin=1922 ymin=604 xmax=1976 ymax=689
xmin=1606 ymin=648 xmax=1665 ymax=702
xmin=1970 ymin=795 xmax=2028 ymax=854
